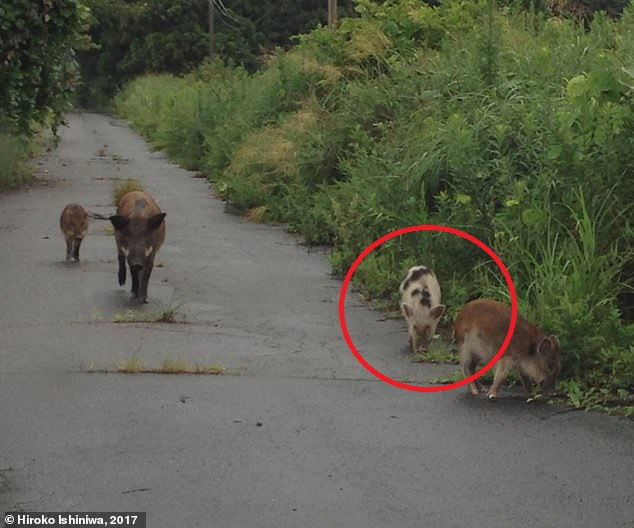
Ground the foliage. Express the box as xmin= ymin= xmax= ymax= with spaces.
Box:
xmin=114 ymin=0 xmax=634 ymax=408
xmin=0 ymin=0 xmax=91 ymax=133
xmin=77 ymin=0 xmax=209 ymax=107
xmin=77 ymin=0 xmax=355 ymax=107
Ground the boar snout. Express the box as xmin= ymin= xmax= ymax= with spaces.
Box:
xmin=534 ymin=335 xmax=561 ymax=395
xmin=540 ymin=377 xmax=557 ymax=395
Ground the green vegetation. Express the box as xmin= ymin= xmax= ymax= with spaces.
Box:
xmin=113 ymin=0 xmax=633 ymax=410
xmin=0 ymin=133 xmax=33 ymax=188
xmin=413 ymin=345 xmax=459 ymax=366
xmin=77 ymin=0 xmax=355 ymax=108
xmin=0 ymin=0 xmax=90 ymax=133
xmin=0 ymin=0 xmax=91 ymax=185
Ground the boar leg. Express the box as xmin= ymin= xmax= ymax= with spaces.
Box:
xmin=519 ymin=372 xmax=533 ymax=394
xmin=117 ymin=253 xmax=126 ymax=286
xmin=65 ymin=238 xmax=73 ymax=262
xmin=130 ymin=265 xmax=141 ymax=299
xmin=138 ymin=258 xmax=154 ymax=304
xmin=409 ymin=331 xmax=418 ymax=354
xmin=466 ymin=365 xmax=482 ymax=395
xmin=461 ymin=351 xmax=481 ymax=395
xmin=488 ymin=358 xmax=512 ymax=400
xmin=72 ymin=238 xmax=82 ymax=262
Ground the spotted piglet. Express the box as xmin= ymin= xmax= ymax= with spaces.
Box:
xmin=399 ymin=265 xmax=445 ymax=354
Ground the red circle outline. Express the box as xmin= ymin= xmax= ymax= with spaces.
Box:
xmin=338 ymin=225 xmax=517 ymax=392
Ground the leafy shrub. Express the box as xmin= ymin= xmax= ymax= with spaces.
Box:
xmin=0 ymin=0 xmax=91 ymax=133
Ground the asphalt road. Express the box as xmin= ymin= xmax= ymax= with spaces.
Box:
xmin=1 ymin=112 xmax=632 ymax=528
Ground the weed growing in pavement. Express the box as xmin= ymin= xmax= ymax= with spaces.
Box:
xmin=115 ymin=357 xmax=225 ymax=375
xmin=112 ymin=303 xmax=186 ymax=324
xmin=112 ymin=178 xmax=145 ymax=206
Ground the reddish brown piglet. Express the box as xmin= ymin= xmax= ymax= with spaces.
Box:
xmin=453 ymin=299 xmax=561 ymax=400
xmin=60 ymin=203 xmax=89 ymax=262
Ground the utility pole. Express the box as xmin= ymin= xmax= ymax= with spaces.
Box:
xmin=208 ymin=0 xmax=215 ymax=59
xmin=328 ymin=0 xmax=337 ymax=28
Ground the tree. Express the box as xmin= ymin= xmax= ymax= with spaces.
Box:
xmin=77 ymin=0 xmax=354 ymax=107
xmin=0 ymin=0 xmax=91 ymax=133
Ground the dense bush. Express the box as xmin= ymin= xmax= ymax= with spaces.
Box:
xmin=77 ymin=0 xmax=356 ymax=108
xmin=0 ymin=0 xmax=90 ymax=186
xmin=0 ymin=0 xmax=90 ymax=133
xmin=114 ymin=0 xmax=633 ymax=409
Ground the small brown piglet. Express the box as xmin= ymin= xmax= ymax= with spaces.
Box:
xmin=60 ymin=203 xmax=89 ymax=262
xmin=453 ymin=299 xmax=561 ymax=400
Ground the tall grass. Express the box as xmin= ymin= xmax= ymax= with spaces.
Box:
xmin=0 ymin=132 xmax=32 ymax=188
xmin=491 ymin=188 xmax=631 ymax=380
xmin=112 ymin=178 xmax=145 ymax=206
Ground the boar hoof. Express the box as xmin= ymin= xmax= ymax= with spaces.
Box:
xmin=487 ymin=393 xmax=498 ymax=401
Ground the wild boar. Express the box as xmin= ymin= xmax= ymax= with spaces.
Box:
xmin=109 ymin=190 xmax=166 ymax=303
xmin=399 ymin=265 xmax=445 ymax=353
xmin=60 ymin=203 xmax=89 ymax=262
xmin=453 ymin=299 xmax=561 ymax=399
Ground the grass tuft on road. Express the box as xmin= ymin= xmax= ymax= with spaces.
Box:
xmin=112 ymin=178 xmax=144 ymax=206
xmin=116 ymin=357 xmax=225 ymax=375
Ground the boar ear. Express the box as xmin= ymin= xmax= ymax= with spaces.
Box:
xmin=430 ymin=304 xmax=445 ymax=320
xmin=537 ymin=336 xmax=556 ymax=355
xmin=148 ymin=212 xmax=166 ymax=230
xmin=110 ymin=215 xmax=129 ymax=231
xmin=401 ymin=302 xmax=414 ymax=318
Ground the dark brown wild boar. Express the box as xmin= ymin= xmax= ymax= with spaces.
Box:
xmin=109 ymin=190 xmax=166 ymax=303
xmin=453 ymin=299 xmax=561 ymax=400
xmin=60 ymin=203 xmax=89 ymax=262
